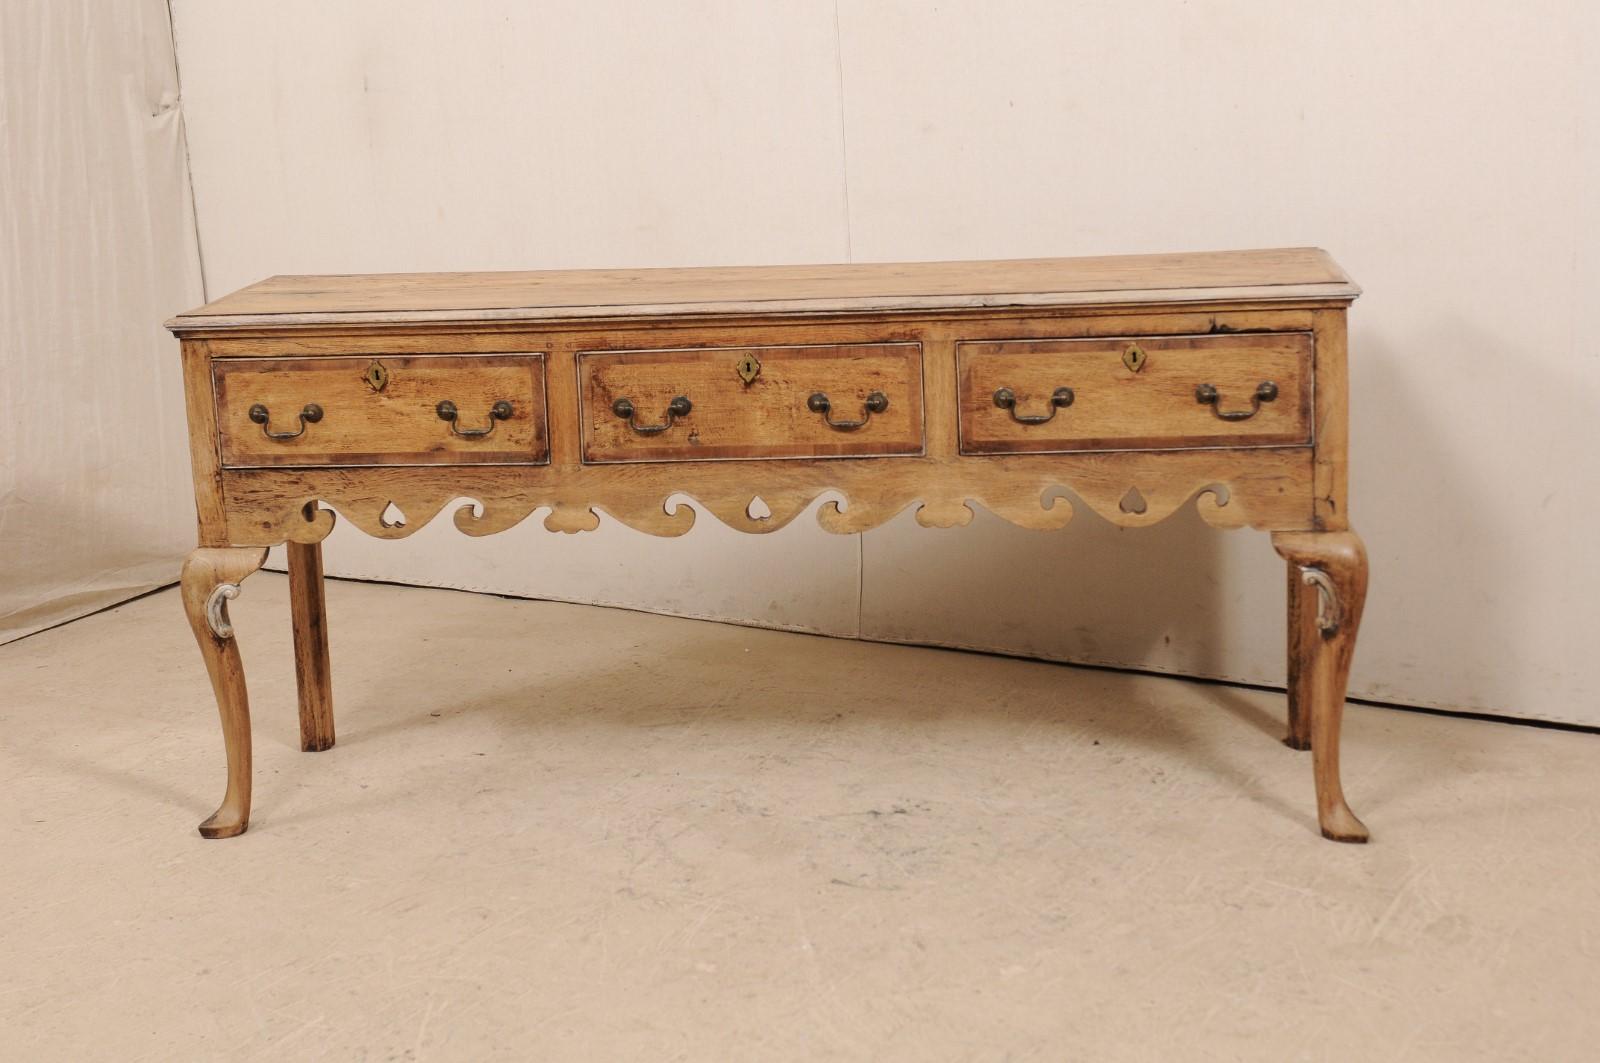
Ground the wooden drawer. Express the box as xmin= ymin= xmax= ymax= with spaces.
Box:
xmin=957 ymin=333 xmax=1312 ymax=454
xmin=215 ymin=354 xmax=549 ymax=468
xmin=579 ymin=343 xmax=924 ymax=462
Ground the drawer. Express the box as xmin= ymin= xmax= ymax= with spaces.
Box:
xmin=579 ymin=343 xmax=924 ymax=462
xmin=957 ymin=333 xmax=1312 ymax=454
xmin=215 ymin=354 xmax=549 ymax=468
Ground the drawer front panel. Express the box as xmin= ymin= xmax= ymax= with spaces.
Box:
xmin=957 ymin=333 xmax=1312 ymax=454
xmin=580 ymin=343 xmax=924 ymax=462
xmin=216 ymin=354 xmax=549 ymax=467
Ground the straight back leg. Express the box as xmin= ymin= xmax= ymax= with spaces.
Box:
xmin=1284 ymin=559 xmax=1313 ymax=750
xmin=287 ymin=540 xmax=335 ymax=752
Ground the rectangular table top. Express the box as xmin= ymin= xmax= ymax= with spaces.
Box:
xmin=169 ymin=247 xmax=1357 ymax=332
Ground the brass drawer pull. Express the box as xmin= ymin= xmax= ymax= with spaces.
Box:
xmin=993 ymin=387 xmax=1073 ymax=425
xmin=436 ymin=399 xmax=513 ymax=438
xmin=612 ymin=395 xmax=692 ymax=435
xmin=808 ymin=391 xmax=888 ymax=431
xmin=248 ymin=403 xmax=322 ymax=440
xmin=1195 ymin=381 xmax=1278 ymax=421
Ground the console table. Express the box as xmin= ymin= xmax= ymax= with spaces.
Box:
xmin=167 ymin=248 xmax=1369 ymax=842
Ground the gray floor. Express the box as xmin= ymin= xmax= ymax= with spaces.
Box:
xmin=2 ymin=576 xmax=1597 ymax=1061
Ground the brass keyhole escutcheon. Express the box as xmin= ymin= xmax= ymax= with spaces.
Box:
xmin=363 ymin=360 xmax=390 ymax=392
xmin=736 ymin=353 xmax=762 ymax=385
xmin=1122 ymin=344 xmax=1147 ymax=373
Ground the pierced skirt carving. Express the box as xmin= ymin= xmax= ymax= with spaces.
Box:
xmin=214 ymin=448 xmax=1315 ymax=547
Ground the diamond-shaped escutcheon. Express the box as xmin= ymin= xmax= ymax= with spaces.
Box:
xmin=736 ymin=353 xmax=761 ymax=384
xmin=363 ymin=360 xmax=390 ymax=391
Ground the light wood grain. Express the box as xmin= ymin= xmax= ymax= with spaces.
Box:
xmin=192 ymin=308 xmax=1315 ymax=355
xmin=288 ymin=537 xmax=335 ymax=753
xmin=1272 ymin=530 xmax=1369 ymax=842
xmin=172 ymin=252 xmax=1367 ymax=842
xmin=580 ymin=343 xmax=924 ymax=462
xmin=957 ymin=333 xmax=1312 ymax=454
xmin=180 ymin=546 xmax=268 ymax=839
xmin=213 ymin=448 xmax=1314 ymax=545
xmin=167 ymin=249 xmax=1358 ymax=331
xmin=181 ymin=341 xmax=229 ymax=544
xmin=1285 ymin=559 xmax=1313 ymax=750
xmin=1310 ymin=309 xmax=1350 ymax=529
xmin=215 ymin=354 xmax=549 ymax=467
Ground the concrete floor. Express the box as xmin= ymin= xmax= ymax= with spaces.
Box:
xmin=2 ymin=577 xmax=1597 ymax=1062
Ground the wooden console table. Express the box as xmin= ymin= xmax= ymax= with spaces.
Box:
xmin=167 ymin=248 xmax=1369 ymax=842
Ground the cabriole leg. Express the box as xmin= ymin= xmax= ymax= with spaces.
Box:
xmin=181 ymin=547 xmax=269 ymax=839
xmin=1271 ymin=530 xmax=1370 ymax=843
xmin=287 ymin=540 xmax=335 ymax=752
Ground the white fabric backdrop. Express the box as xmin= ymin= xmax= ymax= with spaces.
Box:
xmin=0 ymin=0 xmax=203 ymax=643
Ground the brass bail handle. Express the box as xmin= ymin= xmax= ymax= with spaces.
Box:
xmin=993 ymin=387 xmax=1073 ymax=425
xmin=249 ymin=403 xmax=322 ymax=440
xmin=612 ymin=395 xmax=692 ymax=435
xmin=436 ymin=400 xmax=514 ymax=438
xmin=1195 ymin=381 xmax=1278 ymax=421
xmin=808 ymin=391 xmax=888 ymax=431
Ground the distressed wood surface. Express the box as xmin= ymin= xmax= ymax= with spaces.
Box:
xmin=173 ymin=253 xmax=1367 ymax=842
xmin=1272 ymin=529 xmax=1370 ymax=842
xmin=180 ymin=546 xmax=269 ymax=839
xmin=215 ymin=354 xmax=549 ymax=467
xmin=580 ymin=342 xmax=924 ymax=462
xmin=188 ymin=308 xmax=1317 ymax=354
xmin=181 ymin=341 xmax=228 ymax=543
xmin=1310 ymin=308 xmax=1350 ymax=529
xmin=1285 ymin=559 xmax=1313 ymax=750
xmin=188 ymin=308 xmax=1332 ymax=545
xmin=957 ymin=333 xmax=1312 ymax=454
xmin=216 ymin=448 xmax=1315 ymax=544
xmin=168 ymin=249 xmax=1357 ymax=331
xmin=287 ymin=537 xmax=335 ymax=753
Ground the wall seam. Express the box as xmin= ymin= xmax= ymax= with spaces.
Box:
xmin=165 ymin=0 xmax=209 ymax=302
xmin=832 ymin=0 xmax=865 ymax=638
xmin=832 ymin=0 xmax=854 ymax=263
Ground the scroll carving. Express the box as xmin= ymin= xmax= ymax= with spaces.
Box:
xmin=218 ymin=449 xmax=1312 ymax=547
